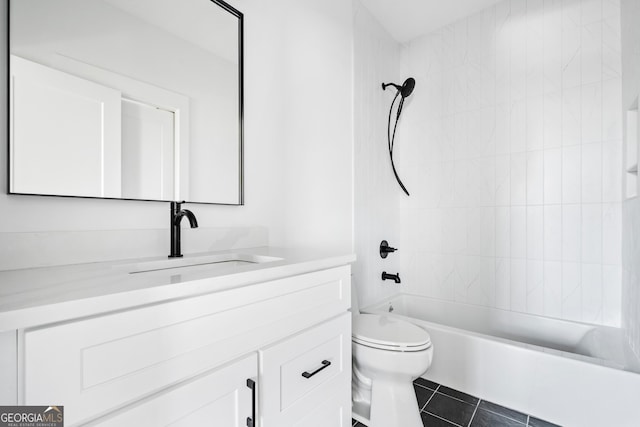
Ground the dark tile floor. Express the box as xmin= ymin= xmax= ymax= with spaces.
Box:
xmin=352 ymin=378 xmax=562 ymax=427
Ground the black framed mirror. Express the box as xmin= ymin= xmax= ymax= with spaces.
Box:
xmin=8 ymin=0 xmax=243 ymax=205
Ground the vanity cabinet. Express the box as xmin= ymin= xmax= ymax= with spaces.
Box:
xmin=18 ymin=265 xmax=352 ymax=426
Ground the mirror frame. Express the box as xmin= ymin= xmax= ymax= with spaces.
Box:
xmin=6 ymin=0 xmax=244 ymax=205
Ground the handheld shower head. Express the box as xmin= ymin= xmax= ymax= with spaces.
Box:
xmin=381 ymin=77 xmax=416 ymax=196
xmin=400 ymin=77 xmax=415 ymax=97
xmin=382 ymin=77 xmax=416 ymax=98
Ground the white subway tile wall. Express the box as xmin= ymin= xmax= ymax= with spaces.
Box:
xmin=399 ymin=0 xmax=623 ymax=326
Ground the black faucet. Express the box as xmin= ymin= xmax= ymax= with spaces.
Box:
xmin=169 ymin=201 xmax=198 ymax=258
xmin=382 ymin=271 xmax=401 ymax=283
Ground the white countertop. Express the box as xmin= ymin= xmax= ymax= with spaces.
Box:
xmin=0 ymin=247 xmax=356 ymax=331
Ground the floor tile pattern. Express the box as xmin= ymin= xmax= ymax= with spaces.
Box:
xmin=352 ymin=379 xmax=562 ymax=427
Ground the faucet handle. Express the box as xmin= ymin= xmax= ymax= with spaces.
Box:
xmin=380 ymin=240 xmax=397 ymax=258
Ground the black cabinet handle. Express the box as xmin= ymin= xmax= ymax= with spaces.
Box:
xmin=246 ymin=378 xmax=256 ymax=427
xmin=301 ymin=360 xmax=331 ymax=379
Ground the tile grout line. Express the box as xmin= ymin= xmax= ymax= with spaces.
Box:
xmin=424 ymin=410 xmax=463 ymax=427
xmin=434 ymin=390 xmax=478 ymax=406
xmin=414 ymin=382 xmax=438 ymax=392
xmin=466 ymin=398 xmax=482 ymax=426
xmin=420 ymin=384 xmax=440 ymax=411
xmin=527 ymin=414 xmax=531 ymax=426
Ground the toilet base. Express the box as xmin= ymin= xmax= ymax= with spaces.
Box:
xmin=352 ymin=379 xmax=423 ymax=427
xmin=371 ymin=378 xmax=423 ymax=427
xmin=353 ymin=363 xmax=427 ymax=427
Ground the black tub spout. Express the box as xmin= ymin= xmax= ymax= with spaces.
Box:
xmin=382 ymin=271 xmax=401 ymax=284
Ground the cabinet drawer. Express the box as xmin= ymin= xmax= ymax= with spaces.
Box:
xmin=260 ymin=313 xmax=351 ymax=426
xmin=280 ymin=330 xmax=342 ymax=410
xmin=22 ymin=266 xmax=350 ymax=426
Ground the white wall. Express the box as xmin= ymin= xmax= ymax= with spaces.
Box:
xmin=275 ymin=0 xmax=354 ymax=253
xmin=620 ymin=0 xmax=640 ymax=360
xmin=352 ymin=0 xmax=403 ymax=307
xmin=391 ymin=0 xmax=623 ymax=327
xmin=0 ymin=0 xmax=353 ymax=270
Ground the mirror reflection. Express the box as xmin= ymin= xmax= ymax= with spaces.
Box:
xmin=9 ymin=0 xmax=243 ymax=204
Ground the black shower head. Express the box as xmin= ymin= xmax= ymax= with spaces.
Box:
xmin=382 ymin=77 xmax=416 ymax=98
xmin=400 ymin=78 xmax=415 ymax=97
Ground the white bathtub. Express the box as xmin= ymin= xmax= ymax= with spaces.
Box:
xmin=363 ymin=294 xmax=640 ymax=427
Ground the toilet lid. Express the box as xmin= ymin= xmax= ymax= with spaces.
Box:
xmin=352 ymin=314 xmax=431 ymax=352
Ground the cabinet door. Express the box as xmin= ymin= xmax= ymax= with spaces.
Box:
xmin=260 ymin=313 xmax=351 ymax=427
xmin=88 ymin=353 xmax=257 ymax=427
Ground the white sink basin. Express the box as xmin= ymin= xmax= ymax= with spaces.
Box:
xmin=121 ymin=253 xmax=282 ymax=275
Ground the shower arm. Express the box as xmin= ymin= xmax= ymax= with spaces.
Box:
xmin=382 ymin=82 xmax=403 ymax=92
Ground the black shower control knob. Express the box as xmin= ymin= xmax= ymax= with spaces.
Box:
xmin=380 ymin=240 xmax=397 ymax=258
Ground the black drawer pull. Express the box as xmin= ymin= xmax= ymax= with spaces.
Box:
xmin=302 ymin=360 xmax=331 ymax=379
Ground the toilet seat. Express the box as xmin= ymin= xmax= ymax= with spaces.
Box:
xmin=352 ymin=314 xmax=431 ymax=352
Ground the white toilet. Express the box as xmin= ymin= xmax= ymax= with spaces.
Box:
xmin=351 ymin=287 xmax=433 ymax=427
